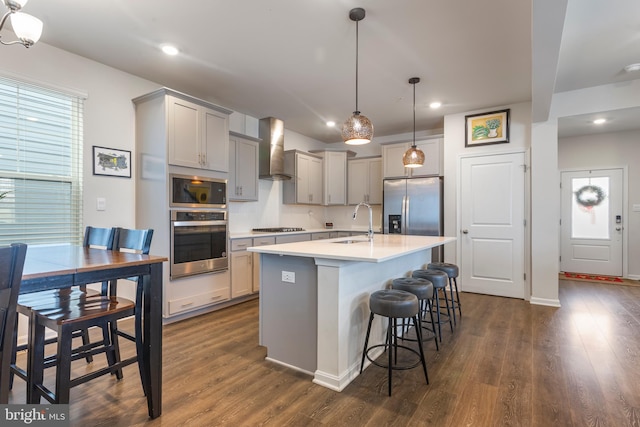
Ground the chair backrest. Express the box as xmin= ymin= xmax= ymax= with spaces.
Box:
xmin=0 ymin=243 xmax=27 ymax=403
xmin=113 ymin=228 xmax=153 ymax=255
xmin=83 ymin=226 xmax=116 ymax=250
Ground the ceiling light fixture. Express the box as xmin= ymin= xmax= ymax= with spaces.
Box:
xmin=592 ymin=118 xmax=606 ymax=125
xmin=342 ymin=7 xmax=373 ymax=145
xmin=429 ymin=101 xmax=442 ymax=109
xmin=326 ymin=121 xmax=336 ymax=127
xmin=0 ymin=0 xmax=43 ymax=48
xmin=402 ymin=77 xmax=425 ymax=168
xmin=624 ymin=63 xmax=640 ymax=73
xmin=161 ymin=44 xmax=179 ymax=56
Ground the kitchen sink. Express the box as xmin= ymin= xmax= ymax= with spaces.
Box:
xmin=333 ymin=239 xmax=369 ymax=244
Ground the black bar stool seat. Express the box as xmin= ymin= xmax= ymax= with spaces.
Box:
xmin=391 ymin=277 xmax=439 ymax=350
xmin=412 ymin=269 xmax=453 ymax=341
xmin=360 ymin=289 xmax=429 ymax=396
xmin=428 ymin=262 xmax=462 ymax=323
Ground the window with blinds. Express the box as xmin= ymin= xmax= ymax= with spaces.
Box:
xmin=0 ymin=76 xmax=84 ymax=246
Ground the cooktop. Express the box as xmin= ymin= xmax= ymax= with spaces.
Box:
xmin=252 ymin=227 xmax=305 ymax=233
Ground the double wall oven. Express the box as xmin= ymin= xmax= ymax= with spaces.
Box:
xmin=169 ymin=174 xmax=228 ymax=279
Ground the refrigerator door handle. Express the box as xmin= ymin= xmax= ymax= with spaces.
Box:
xmin=404 ymin=195 xmax=409 ymax=235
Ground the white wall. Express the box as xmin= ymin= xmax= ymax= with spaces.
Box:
xmin=0 ymin=41 xmax=160 ymax=230
xmin=559 ymin=129 xmax=640 ymax=278
xmin=442 ymin=102 xmax=532 ymax=263
xmin=530 ymin=78 xmax=640 ymax=306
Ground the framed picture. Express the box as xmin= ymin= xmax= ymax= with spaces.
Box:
xmin=92 ymin=146 xmax=131 ymax=178
xmin=465 ymin=109 xmax=510 ymax=147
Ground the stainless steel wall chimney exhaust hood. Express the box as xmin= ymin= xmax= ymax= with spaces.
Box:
xmin=258 ymin=117 xmax=291 ymax=180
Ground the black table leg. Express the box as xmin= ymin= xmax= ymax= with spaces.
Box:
xmin=143 ymin=262 xmax=162 ymax=418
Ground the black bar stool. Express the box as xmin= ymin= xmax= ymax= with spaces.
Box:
xmin=391 ymin=277 xmax=439 ymax=351
xmin=428 ymin=262 xmax=461 ymax=324
xmin=411 ymin=269 xmax=453 ymax=341
xmin=360 ymin=289 xmax=428 ymax=396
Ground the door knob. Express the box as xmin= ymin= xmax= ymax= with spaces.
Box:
xmin=615 ymin=227 xmax=622 ymax=231
xmin=461 ymin=229 xmax=469 ymax=234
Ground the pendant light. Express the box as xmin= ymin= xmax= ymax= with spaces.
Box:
xmin=402 ymin=77 xmax=425 ymax=168
xmin=342 ymin=7 xmax=373 ymax=145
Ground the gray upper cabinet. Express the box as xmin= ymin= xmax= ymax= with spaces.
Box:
xmin=229 ymin=132 xmax=259 ymax=201
xmin=322 ymin=151 xmax=347 ymax=206
xmin=382 ymin=138 xmax=443 ymax=178
xmin=165 ymin=93 xmax=230 ymax=172
xmin=283 ymin=150 xmax=323 ymax=205
xmin=348 ymin=156 xmax=382 ymax=205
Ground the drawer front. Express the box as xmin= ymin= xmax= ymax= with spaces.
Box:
xmin=252 ymin=236 xmax=275 ymax=246
xmin=276 ymin=234 xmax=310 ymax=244
xmin=231 ymin=238 xmax=253 ymax=251
xmin=168 ymin=288 xmax=230 ymax=315
xmin=311 ymin=232 xmax=331 ymax=240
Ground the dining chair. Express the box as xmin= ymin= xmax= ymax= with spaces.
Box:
xmin=0 ymin=243 xmax=28 ymax=403
xmin=11 ymin=226 xmax=116 ymax=387
xmin=27 ymin=227 xmax=153 ymax=404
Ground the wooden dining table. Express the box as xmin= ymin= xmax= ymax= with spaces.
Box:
xmin=20 ymin=244 xmax=167 ymax=419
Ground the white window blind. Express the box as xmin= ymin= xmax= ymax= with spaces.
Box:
xmin=0 ymin=76 xmax=84 ymax=246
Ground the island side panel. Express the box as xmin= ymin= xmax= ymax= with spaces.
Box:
xmin=259 ymin=253 xmax=318 ymax=375
xmin=313 ymin=248 xmax=431 ymax=392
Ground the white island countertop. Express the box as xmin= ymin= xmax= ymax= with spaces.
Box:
xmin=248 ymin=234 xmax=456 ymax=263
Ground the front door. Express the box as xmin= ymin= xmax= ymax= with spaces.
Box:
xmin=459 ymin=152 xmax=526 ymax=299
xmin=560 ymin=169 xmax=623 ymax=276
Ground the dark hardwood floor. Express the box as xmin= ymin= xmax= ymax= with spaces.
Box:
xmin=9 ymin=279 xmax=640 ymax=426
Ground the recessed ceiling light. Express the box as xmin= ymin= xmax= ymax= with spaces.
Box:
xmin=326 ymin=121 xmax=336 ymax=127
xmin=161 ymin=45 xmax=179 ymax=56
xmin=624 ymin=63 xmax=640 ymax=73
xmin=593 ymin=118 xmax=607 ymax=125
xmin=429 ymin=101 xmax=442 ymax=109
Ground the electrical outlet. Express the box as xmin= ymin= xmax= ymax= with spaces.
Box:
xmin=281 ymin=271 xmax=295 ymax=283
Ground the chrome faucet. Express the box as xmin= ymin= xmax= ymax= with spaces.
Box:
xmin=353 ymin=202 xmax=374 ymax=241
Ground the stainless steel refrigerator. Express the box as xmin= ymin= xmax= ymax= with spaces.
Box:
xmin=383 ymin=177 xmax=444 ymax=262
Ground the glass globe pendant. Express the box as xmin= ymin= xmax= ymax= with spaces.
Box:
xmin=403 ymin=77 xmax=425 ymax=168
xmin=342 ymin=8 xmax=373 ymax=145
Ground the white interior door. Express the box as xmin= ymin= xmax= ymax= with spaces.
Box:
xmin=460 ymin=152 xmax=525 ymax=299
xmin=560 ymin=169 xmax=623 ymax=276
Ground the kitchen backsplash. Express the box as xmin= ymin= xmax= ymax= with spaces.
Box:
xmin=228 ymin=180 xmax=382 ymax=233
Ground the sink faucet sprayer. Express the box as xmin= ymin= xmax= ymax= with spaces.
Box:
xmin=352 ymin=202 xmax=374 ymax=241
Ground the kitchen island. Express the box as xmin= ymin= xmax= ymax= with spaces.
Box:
xmin=248 ymin=234 xmax=455 ymax=392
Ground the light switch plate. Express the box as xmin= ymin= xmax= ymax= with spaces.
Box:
xmin=96 ymin=197 xmax=106 ymax=211
xmin=633 ymin=204 xmax=640 ymax=212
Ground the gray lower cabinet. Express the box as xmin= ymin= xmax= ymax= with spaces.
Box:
xmin=251 ymin=236 xmax=275 ymax=293
xmin=230 ymin=238 xmax=253 ymax=298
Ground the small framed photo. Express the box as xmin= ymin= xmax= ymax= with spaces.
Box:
xmin=92 ymin=146 xmax=131 ymax=178
xmin=465 ymin=109 xmax=510 ymax=147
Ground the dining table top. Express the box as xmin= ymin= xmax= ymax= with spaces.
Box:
xmin=22 ymin=244 xmax=167 ymax=281
xmin=19 ymin=243 xmax=167 ymax=418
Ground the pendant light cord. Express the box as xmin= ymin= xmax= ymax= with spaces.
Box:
xmin=355 ymin=19 xmax=359 ymax=113
xmin=412 ymin=80 xmax=416 ymax=148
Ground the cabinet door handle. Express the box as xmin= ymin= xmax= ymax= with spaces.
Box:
xmin=239 ymin=186 xmax=243 ymax=195
xmin=462 ymin=229 xmax=469 ymax=234
xmin=201 ymin=153 xmax=206 ymax=166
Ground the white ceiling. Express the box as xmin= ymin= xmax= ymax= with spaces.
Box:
xmin=12 ymin=0 xmax=640 ymax=142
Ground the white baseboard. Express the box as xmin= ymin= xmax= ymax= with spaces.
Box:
xmin=627 ymin=275 xmax=640 ymax=281
xmin=529 ymin=297 xmax=561 ymax=307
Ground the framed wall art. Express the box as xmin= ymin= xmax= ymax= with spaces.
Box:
xmin=92 ymin=146 xmax=131 ymax=178
xmin=465 ymin=109 xmax=510 ymax=147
